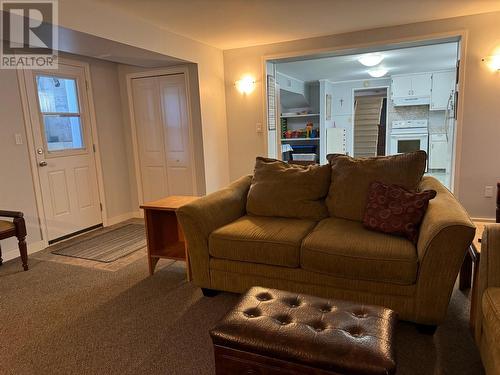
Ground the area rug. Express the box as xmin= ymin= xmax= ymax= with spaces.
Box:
xmin=50 ymin=223 xmax=146 ymax=263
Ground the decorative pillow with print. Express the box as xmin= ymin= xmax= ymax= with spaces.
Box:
xmin=363 ymin=181 xmax=436 ymax=244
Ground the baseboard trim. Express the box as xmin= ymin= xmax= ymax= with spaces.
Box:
xmin=2 ymin=240 xmax=46 ymax=263
xmin=470 ymin=217 xmax=496 ymax=223
xmin=106 ymin=211 xmax=143 ymax=226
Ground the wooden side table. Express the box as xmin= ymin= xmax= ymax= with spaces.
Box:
xmin=458 ymin=221 xmax=487 ymax=330
xmin=140 ymin=196 xmax=199 ymax=278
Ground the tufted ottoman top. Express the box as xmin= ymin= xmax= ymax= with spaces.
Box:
xmin=210 ymin=287 xmax=397 ymax=375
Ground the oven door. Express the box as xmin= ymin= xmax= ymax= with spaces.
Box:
xmin=390 ymin=132 xmax=429 ymax=155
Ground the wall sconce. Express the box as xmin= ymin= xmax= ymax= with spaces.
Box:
xmin=235 ymin=75 xmax=256 ymax=94
xmin=482 ymin=55 xmax=500 ymax=71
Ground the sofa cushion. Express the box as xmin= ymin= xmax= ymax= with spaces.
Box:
xmin=209 ymin=215 xmax=316 ymax=268
xmin=301 ymin=217 xmax=418 ymax=285
xmin=246 ymin=157 xmax=331 ymax=221
xmin=482 ymin=287 xmax=500 ymax=350
xmin=325 ymin=151 xmax=427 ymax=222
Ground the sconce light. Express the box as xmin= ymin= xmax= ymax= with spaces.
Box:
xmin=483 ymin=55 xmax=500 ymax=71
xmin=235 ymin=75 xmax=256 ymax=94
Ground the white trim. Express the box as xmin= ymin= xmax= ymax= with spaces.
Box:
xmin=471 ymin=217 xmax=496 ymax=223
xmin=125 ymin=65 xmax=198 ymax=207
xmin=16 ymin=57 xmax=108 ymax=244
xmin=2 ymin=240 xmax=46 ymax=263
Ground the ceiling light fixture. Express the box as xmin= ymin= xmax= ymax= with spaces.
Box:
xmin=368 ymin=68 xmax=388 ymax=78
xmin=358 ymin=53 xmax=384 ymax=67
xmin=482 ymin=55 xmax=500 ymax=71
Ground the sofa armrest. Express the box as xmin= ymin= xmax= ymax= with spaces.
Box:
xmin=414 ymin=176 xmax=475 ymax=324
xmin=474 ymin=224 xmax=500 ymax=342
xmin=177 ymin=175 xmax=252 ymax=287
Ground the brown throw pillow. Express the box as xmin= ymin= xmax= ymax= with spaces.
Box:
xmin=246 ymin=157 xmax=331 ymax=221
xmin=363 ymin=181 xmax=436 ymax=243
xmin=325 ymin=151 xmax=427 ymax=221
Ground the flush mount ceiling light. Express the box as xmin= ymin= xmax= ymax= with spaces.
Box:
xmin=368 ymin=68 xmax=388 ymax=78
xmin=358 ymin=53 xmax=384 ymax=67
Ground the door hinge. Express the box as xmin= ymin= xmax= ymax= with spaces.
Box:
xmin=85 ymin=80 xmax=89 ymax=90
xmin=99 ymin=203 xmax=103 ymax=211
xmin=93 ymin=144 xmax=96 ymax=153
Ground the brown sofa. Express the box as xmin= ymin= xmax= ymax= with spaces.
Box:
xmin=474 ymin=224 xmax=500 ymax=374
xmin=178 ymin=173 xmax=474 ymax=327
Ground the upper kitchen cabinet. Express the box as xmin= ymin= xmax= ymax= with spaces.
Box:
xmin=277 ymin=72 xmax=305 ymax=96
xmin=430 ymin=70 xmax=455 ymax=111
xmin=391 ymin=73 xmax=432 ymax=106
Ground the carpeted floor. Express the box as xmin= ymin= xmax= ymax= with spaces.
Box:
xmin=0 ymin=251 xmax=484 ymax=375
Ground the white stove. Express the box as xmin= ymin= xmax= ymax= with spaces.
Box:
xmin=390 ymin=120 xmax=428 ymax=155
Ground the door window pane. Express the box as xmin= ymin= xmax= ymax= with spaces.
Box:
xmin=36 ymin=76 xmax=79 ymax=113
xmin=36 ymin=74 xmax=84 ymax=152
xmin=397 ymin=139 xmax=420 ymax=153
xmin=43 ymin=115 xmax=84 ymax=151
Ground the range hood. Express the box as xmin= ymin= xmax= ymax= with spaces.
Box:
xmin=280 ymin=88 xmax=310 ymax=109
xmin=392 ymin=96 xmax=430 ymax=106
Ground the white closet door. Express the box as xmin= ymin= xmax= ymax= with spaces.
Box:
xmin=131 ymin=76 xmax=169 ymax=202
xmin=158 ymin=74 xmax=194 ymax=195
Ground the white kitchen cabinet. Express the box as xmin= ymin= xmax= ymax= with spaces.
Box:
xmin=430 ymin=71 xmax=455 ymax=111
xmin=391 ymin=75 xmax=413 ymax=98
xmin=276 ymin=72 xmax=305 ymax=95
xmin=391 ymin=73 xmax=432 ymax=99
xmin=429 ymin=133 xmax=448 ymax=169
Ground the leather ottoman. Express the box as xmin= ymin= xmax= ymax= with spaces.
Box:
xmin=210 ymin=287 xmax=397 ymax=375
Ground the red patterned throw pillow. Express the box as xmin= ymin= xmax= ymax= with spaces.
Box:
xmin=363 ymin=181 xmax=437 ymax=244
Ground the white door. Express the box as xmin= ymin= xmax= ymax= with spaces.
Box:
xmin=391 ymin=76 xmax=412 ymax=98
xmin=24 ymin=63 xmax=102 ymax=241
xmin=410 ymin=73 xmax=432 ymax=97
xmin=158 ymin=75 xmax=193 ymax=196
xmin=131 ymin=77 xmax=169 ymax=202
xmin=131 ymin=73 xmax=194 ymax=203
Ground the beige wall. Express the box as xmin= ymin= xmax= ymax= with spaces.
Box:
xmin=59 ymin=0 xmax=230 ymax=193
xmin=0 ymin=69 xmax=43 ymax=255
xmin=223 ymin=11 xmax=500 ymax=219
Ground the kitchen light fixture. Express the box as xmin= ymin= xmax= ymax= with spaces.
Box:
xmin=368 ymin=68 xmax=388 ymax=78
xmin=235 ymin=75 xmax=256 ymax=94
xmin=358 ymin=53 xmax=384 ymax=67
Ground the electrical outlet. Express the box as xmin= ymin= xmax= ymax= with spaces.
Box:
xmin=14 ymin=133 xmax=23 ymax=145
xmin=256 ymin=122 xmax=263 ymax=133
xmin=485 ymin=185 xmax=494 ymax=198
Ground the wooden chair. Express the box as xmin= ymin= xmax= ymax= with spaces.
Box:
xmin=0 ymin=210 xmax=28 ymax=271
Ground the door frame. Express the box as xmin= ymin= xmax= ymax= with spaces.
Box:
xmin=262 ymin=29 xmax=468 ymax=196
xmin=351 ymin=86 xmax=390 ymax=157
xmin=125 ymin=65 xmax=199 ymax=207
xmin=17 ymin=57 xmax=107 ymax=248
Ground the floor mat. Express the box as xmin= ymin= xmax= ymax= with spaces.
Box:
xmin=50 ymin=223 xmax=146 ymax=263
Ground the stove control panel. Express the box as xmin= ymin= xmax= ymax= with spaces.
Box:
xmin=392 ymin=120 xmax=428 ymax=129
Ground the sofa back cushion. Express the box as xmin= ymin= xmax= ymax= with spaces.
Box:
xmin=325 ymin=151 xmax=427 ymax=221
xmin=246 ymin=157 xmax=331 ymax=221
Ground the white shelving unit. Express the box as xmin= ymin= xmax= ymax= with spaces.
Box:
xmin=280 ymin=113 xmax=320 ymax=118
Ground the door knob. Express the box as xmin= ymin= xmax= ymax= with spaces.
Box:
xmin=39 ymin=161 xmax=48 ymax=167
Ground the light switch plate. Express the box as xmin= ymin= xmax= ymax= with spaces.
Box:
xmin=485 ymin=185 xmax=494 ymax=198
xmin=14 ymin=133 xmax=23 ymax=145
xmin=256 ymin=122 xmax=263 ymax=133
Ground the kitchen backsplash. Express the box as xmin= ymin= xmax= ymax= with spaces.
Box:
xmin=387 ymin=102 xmax=448 ymax=134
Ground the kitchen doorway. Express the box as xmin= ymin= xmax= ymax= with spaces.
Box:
xmin=265 ymin=36 xmax=462 ymax=190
